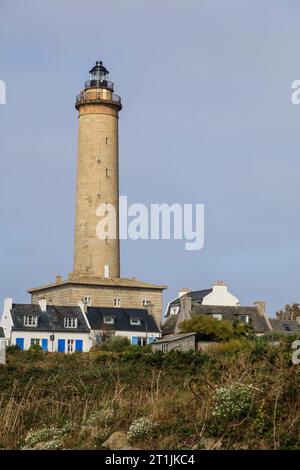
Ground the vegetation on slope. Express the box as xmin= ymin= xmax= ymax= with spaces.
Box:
xmin=0 ymin=336 xmax=299 ymax=450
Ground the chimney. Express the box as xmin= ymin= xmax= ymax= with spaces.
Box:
xmin=254 ymin=301 xmax=273 ymax=331
xmin=146 ymin=302 xmax=154 ymax=317
xmin=55 ymin=275 xmax=62 ymax=284
xmin=38 ymin=298 xmax=47 ymax=312
xmin=178 ymin=287 xmax=189 ymax=298
xmin=175 ymin=294 xmax=192 ymax=333
xmin=254 ymin=301 xmax=266 ymax=316
xmin=212 ymin=280 xmax=228 ymax=291
xmin=4 ymin=297 xmax=13 ymax=312
xmin=180 ymin=294 xmax=192 ymax=318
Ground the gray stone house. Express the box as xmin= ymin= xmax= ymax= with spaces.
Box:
xmin=151 ymin=332 xmax=197 ymax=353
xmin=162 ymin=294 xmax=272 ymax=338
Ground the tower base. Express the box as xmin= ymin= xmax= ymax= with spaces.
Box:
xmin=27 ymin=274 xmax=167 ymax=326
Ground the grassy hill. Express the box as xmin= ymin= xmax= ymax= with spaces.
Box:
xmin=0 ymin=337 xmax=299 ymax=450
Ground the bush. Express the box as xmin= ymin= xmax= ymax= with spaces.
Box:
xmin=179 ymin=315 xmax=250 ymax=342
xmin=22 ymin=423 xmax=74 ymax=449
xmin=211 ymin=383 xmax=254 ymax=420
xmin=100 ymin=336 xmax=130 ymax=352
xmin=211 ymin=338 xmax=250 ymax=354
xmin=127 ymin=417 xmax=156 ymax=442
xmin=29 ymin=344 xmax=43 ymax=352
xmin=6 ymin=344 xmax=21 ymax=354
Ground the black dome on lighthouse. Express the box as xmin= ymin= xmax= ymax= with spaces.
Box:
xmin=89 ymin=60 xmax=109 ymax=75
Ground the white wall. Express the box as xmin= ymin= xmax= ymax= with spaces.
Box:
xmin=202 ymin=284 xmax=239 ymax=306
xmin=115 ymin=330 xmax=161 ymax=341
xmin=90 ymin=329 xmax=161 ymax=346
xmin=11 ymin=331 xmax=92 ymax=353
xmin=0 ymin=298 xmax=13 ymax=339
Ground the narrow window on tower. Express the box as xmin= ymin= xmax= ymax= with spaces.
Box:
xmin=106 ymin=168 xmax=109 ymax=177
xmin=104 ymin=265 xmax=110 ymax=278
xmin=105 ymin=137 xmax=108 ymax=144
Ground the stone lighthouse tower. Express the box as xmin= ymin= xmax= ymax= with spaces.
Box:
xmin=73 ymin=61 xmax=122 ymax=278
xmin=27 ymin=61 xmax=167 ymax=325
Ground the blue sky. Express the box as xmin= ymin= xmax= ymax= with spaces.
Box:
xmin=0 ymin=0 xmax=299 ymax=315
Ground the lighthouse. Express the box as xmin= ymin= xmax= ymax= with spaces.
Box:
xmin=73 ymin=61 xmax=122 ymax=279
xmin=27 ymin=60 xmax=167 ymax=326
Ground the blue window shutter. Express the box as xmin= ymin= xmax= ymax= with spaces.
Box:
xmin=147 ymin=336 xmax=154 ymax=344
xmin=58 ymin=339 xmax=65 ymax=353
xmin=131 ymin=336 xmax=138 ymax=345
xmin=75 ymin=339 xmax=83 ymax=352
xmin=42 ymin=339 xmax=48 ymax=351
xmin=16 ymin=338 xmax=24 ymax=351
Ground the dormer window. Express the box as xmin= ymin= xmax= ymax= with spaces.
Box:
xmin=104 ymin=316 xmax=115 ymax=325
xmin=239 ymin=315 xmax=250 ymax=324
xmin=170 ymin=306 xmax=180 ymax=316
xmin=212 ymin=314 xmax=223 ymax=321
xmin=24 ymin=315 xmax=38 ymax=327
xmin=130 ymin=317 xmax=141 ymax=326
xmin=114 ymin=298 xmax=121 ymax=307
xmin=64 ymin=318 xmax=78 ymax=328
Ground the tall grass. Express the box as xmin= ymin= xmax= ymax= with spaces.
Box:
xmin=0 ymin=343 xmax=299 ymax=450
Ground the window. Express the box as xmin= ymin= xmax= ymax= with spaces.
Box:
xmin=64 ymin=318 xmax=78 ymax=328
xmin=24 ymin=315 xmax=38 ymax=327
xmin=130 ymin=317 xmax=141 ymax=326
xmin=104 ymin=316 xmax=115 ymax=324
xmin=131 ymin=336 xmax=147 ymax=346
xmin=284 ymin=324 xmax=292 ymax=332
xmin=67 ymin=339 xmax=75 ymax=353
xmin=83 ymin=296 xmax=92 ymax=306
xmin=170 ymin=306 xmax=180 ymax=316
xmin=114 ymin=298 xmax=121 ymax=307
xmin=162 ymin=343 xmax=169 ymax=353
xmin=30 ymin=338 xmax=40 ymax=346
xmin=142 ymin=299 xmax=149 ymax=307
xmin=104 ymin=265 xmax=110 ymax=278
xmin=212 ymin=314 xmax=223 ymax=321
xmin=239 ymin=314 xmax=250 ymax=324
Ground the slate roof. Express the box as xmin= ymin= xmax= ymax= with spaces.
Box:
xmin=87 ymin=307 xmax=160 ymax=333
xmin=153 ymin=332 xmax=196 ymax=344
xmin=163 ymin=305 xmax=271 ymax=335
xmin=269 ymin=319 xmax=300 ymax=333
xmin=0 ymin=327 xmax=5 ymax=338
xmin=11 ymin=304 xmax=90 ymax=332
xmin=166 ymin=289 xmax=213 ymax=316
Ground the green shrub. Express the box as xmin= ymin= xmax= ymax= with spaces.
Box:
xmin=100 ymin=336 xmax=130 ymax=352
xmin=211 ymin=338 xmax=250 ymax=354
xmin=249 ymin=338 xmax=270 ymax=361
xmin=179 ymin=315 xmax=251 ymax=342
xmin=6 ymin=344 xmax=21 ymax=354
xmin=29 ymin=344 xmax=43 ymax=352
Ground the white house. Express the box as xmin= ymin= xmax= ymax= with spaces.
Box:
xmin=0 ymin=298 xmax=92 ymax=353
xmin=0 ymin=298 xmax=161 ymax=352
xmin=86 ymin=306 xmax=161 ymax=346
xmin=165 ymin=281 xmax=240 ymax=318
